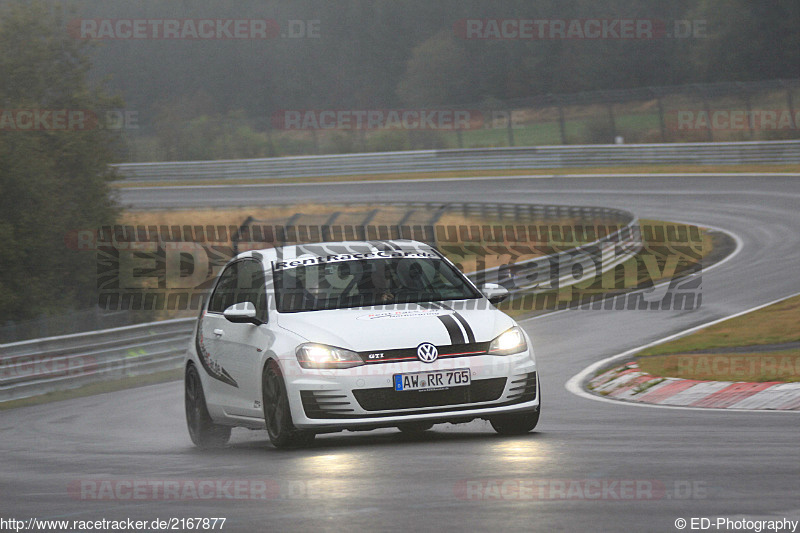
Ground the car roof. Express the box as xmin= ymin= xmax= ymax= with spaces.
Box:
xmin=233 ymin=239 xmax=437 ymax=265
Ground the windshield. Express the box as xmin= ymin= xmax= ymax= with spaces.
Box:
xmin=273 ymin=257 xmax=481 ymax=312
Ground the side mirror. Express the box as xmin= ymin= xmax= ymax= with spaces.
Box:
xmin=481 ymin=283 xmax=509 ymax=304
xmin=223 ymin=302 xmax=263 ymax=325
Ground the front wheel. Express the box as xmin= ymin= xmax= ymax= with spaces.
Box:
xmin=489 ymin=408 xmax=540 ymax=435
xmin=262 ymin=361 xmax=315 ymax=449
xmin=185 ymin=364 xmax=231 ymax=448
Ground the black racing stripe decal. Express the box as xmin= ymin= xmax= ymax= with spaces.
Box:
xmin=436 ymin=303 xmax=476 ymax=344
xmin=451 ymin=312 xmax=476 ymax=344
xmin=437 ymin=314 xmax=465 ymax=344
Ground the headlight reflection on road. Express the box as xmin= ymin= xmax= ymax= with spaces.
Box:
xmin=300 ymin=453 xmax=359 ymax=475
xmin=291 ymin=453 xmax=361 ymax=499
xmin=490 ymin=440 xmax=549 ymax=464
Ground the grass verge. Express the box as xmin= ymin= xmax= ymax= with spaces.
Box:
xmin=636 ymin=294 xmax=800 ymax=382
xmin=639 ymin=294 xmax=800 ymax=355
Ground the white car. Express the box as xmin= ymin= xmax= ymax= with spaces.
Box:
xmin=185 ymin=240 xmax=540 ymax=448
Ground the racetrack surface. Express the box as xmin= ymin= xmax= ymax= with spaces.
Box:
xmin=2 ymin=175 xmax=799 ymax=531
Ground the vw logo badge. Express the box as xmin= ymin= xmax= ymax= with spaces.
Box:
xmin=417 ymin=342 xmax=438 ymax=363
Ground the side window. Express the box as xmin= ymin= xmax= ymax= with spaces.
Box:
xmin=208 ymin=263 xmax=239 ymax=313
xmin=207 ymin=260 xmax=269 ymax=323
xmin=236 ymin=260 xmax=269 ymax=323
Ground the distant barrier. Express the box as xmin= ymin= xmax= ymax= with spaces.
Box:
xmin=113 ymin=140 xmax=800 ymax=182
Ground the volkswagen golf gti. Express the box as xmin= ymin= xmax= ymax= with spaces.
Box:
xmin=185 ymin=240 xmax=540 ymax=448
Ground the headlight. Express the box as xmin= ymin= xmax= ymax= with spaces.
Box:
xmin=488 ymin=327 xmax=527 ymax=355
xmin=295 ymin=343 xmax=364 ymax=369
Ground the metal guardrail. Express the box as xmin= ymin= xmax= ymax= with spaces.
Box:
xmin=113 ymin=140 xmax=800 ymax=182
xmin=0 ymin=319 xmax=194 ymax=402
xmin=0 ymin=202 xmax=641 ymax=403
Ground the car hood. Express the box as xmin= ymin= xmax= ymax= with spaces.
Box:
xmin=275 ymin=301 xmax=514 ymax=351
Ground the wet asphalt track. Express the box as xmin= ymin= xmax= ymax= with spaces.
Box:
xmin=1 ymin=175 xmax=799 ymax=532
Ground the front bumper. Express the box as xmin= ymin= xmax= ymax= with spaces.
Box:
xmin=279 ymin=351 xmax=539 ymax=430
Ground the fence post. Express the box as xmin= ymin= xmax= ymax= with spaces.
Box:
xmin=265 ymin=119 xmax=277 ymax=157
xmin=506 ymin=106 xmax=515 ymax=147
xmin=607 ymin=102 xmax=617 ymax=142
xmin=739 ymin=83 xmax=754 ymax=139
xmin=786 ymin=82 xmax=797 ymax=130
xmin=701 ymin=96 xmax=714 ymax=142
xmin=652 ymin=88 xmax=667 ymax=142
xmin=555 ymin=96 xmax=567 ymax=145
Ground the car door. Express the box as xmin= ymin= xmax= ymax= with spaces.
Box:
xmin=201 ymin=259 xmax=272 ymax=417
xmin=213 ymin=259 xmax=275 ymax=418
xmin=200 ymin=261 xmax=240 ymax=409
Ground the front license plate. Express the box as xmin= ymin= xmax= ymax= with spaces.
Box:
xmin=393 ymin=368 xmax=471 ymax=391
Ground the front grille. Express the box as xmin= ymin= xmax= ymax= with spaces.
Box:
xmin=358 ymin=342 xmax=491 ymax=364
xmin=353 ymin=378 xmax=507 ymax=412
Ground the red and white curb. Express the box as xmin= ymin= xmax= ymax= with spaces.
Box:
xmin=565 ymin=290 xmax=800 ymax=413
xmin=589 ymin=362 xmax=800 ymax=410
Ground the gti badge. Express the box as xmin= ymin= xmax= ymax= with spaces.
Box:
xmin=416 ymin=342 xmax=438 ymax=363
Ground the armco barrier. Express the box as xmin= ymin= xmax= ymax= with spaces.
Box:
xmin=0 ymin=319 xmax=193 ymax=402
xmin=0 ymin=202 xmax=641 ymax=403
xmin=112 ymin=140 xmax=800 ymax=182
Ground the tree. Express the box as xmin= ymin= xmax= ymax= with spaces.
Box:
xmin=396 ymin=30 xmax=473 ymax=107
xmin=688 ymin=0 xmax=800 ymax=81
xmin=0 ymin=1 xmax=121 ymax=323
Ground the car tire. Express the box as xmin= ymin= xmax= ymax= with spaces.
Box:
xmin=185 ymin=364 xmax=231 ymax=449
xmin=489 ymin=409 xmax=540 ymax=435
xmin=396 ymin=422 xmax=434 ymax=434
xmin=490 ymin=380 xmax=541 ymax=435
xmin=262 ymin=361 xmax=315 ymax=449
